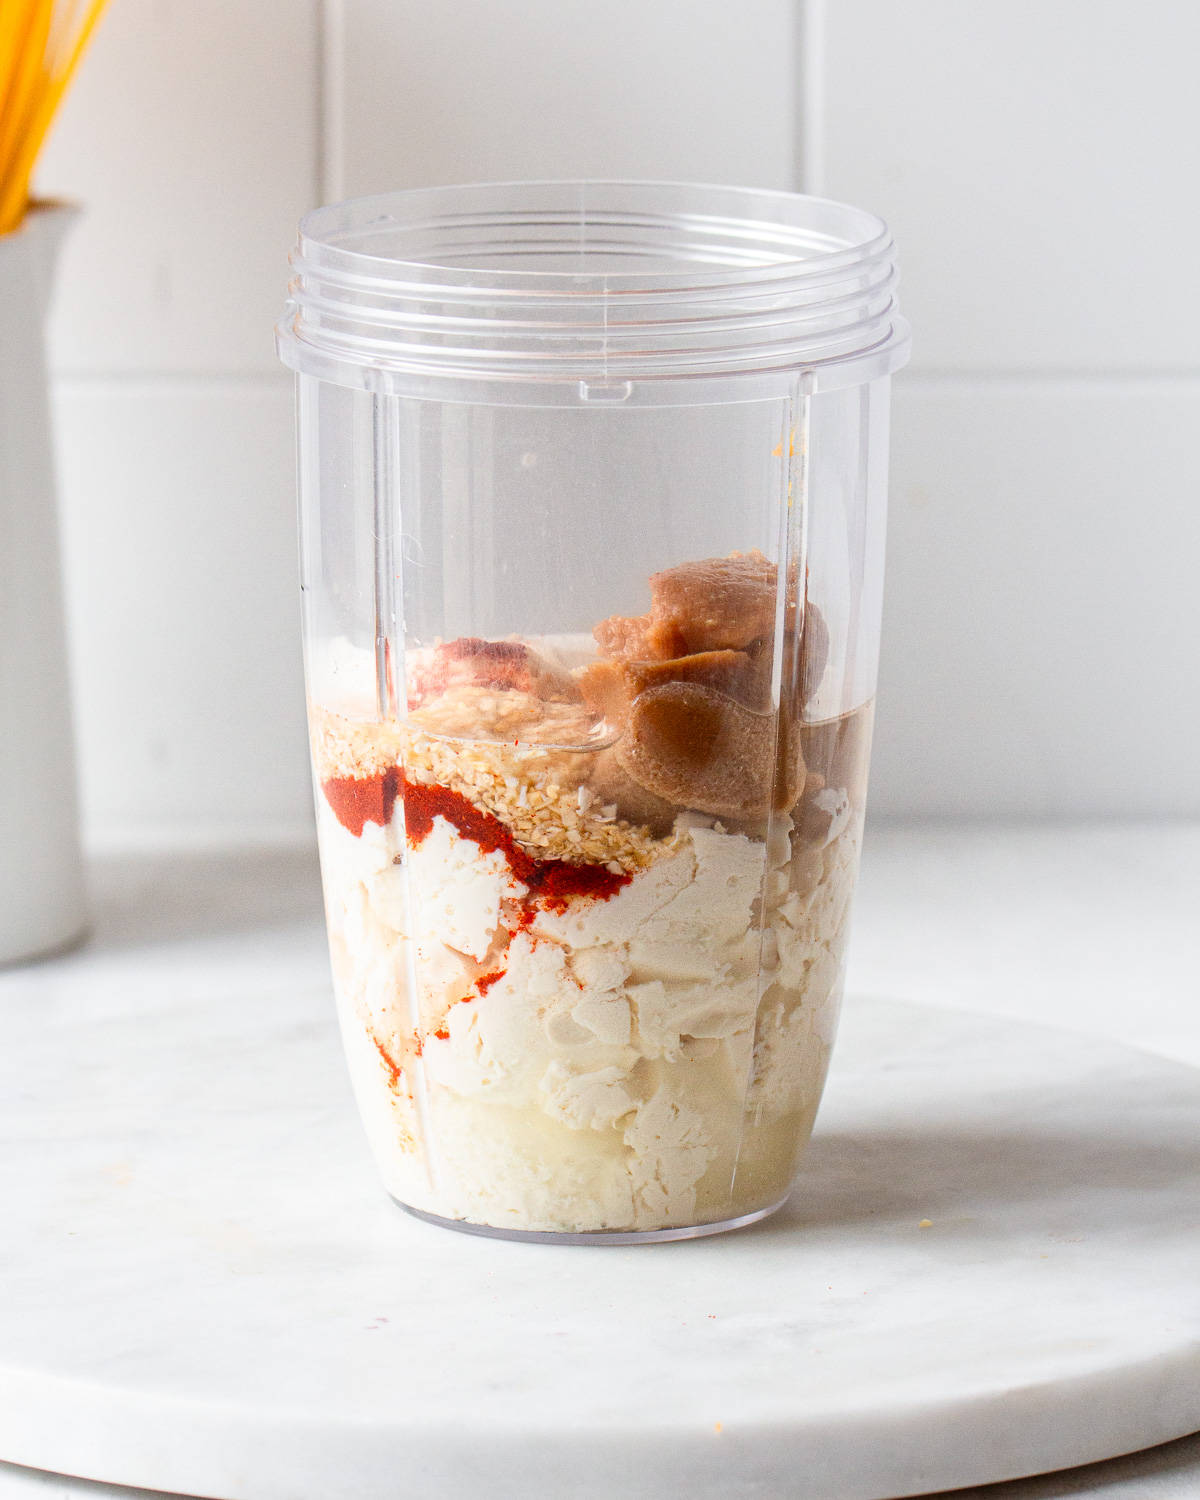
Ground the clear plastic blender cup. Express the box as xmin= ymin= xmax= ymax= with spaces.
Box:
xmin=277 ymin=181 xmax=909 ymax=1243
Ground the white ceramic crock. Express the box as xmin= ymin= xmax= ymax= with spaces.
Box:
xmin=0 ymin=202 xmax=87 ymax=965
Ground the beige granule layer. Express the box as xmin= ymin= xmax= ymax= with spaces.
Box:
xmin=309 ymin=705 xmax=405 ymax=782
xmin=309 ymin=691 xmax=666 ymax=872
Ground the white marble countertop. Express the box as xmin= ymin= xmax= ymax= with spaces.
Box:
xmin=1 ymin=822 xmax=1198 ymax=1500
xmin=849 ymin=822 xmax=1200 ymax=1073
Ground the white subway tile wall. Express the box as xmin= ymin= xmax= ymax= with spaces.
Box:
xmin=40 ymin=0 xmax=321 ymax=376
xmin=823 ymin=0 xmax=1200 ymax=818
xmin=823 ymin=0 xmax=1200 ymax=374
xmin=34 ymin=0 xmax=1200 ymax=845
xmin=39 ymin=0 xmax=320 ymax=847
xmin=338 ymin=0 xmax=797 ymax=198
xmin=876 ymin=381 xmax=1200 ymax=817
xmin=53 ymin=382 xmax=310 ymax=846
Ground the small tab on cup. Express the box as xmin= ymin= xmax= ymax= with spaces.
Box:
xmin=578 ymin=380 xmax=633 ymax=402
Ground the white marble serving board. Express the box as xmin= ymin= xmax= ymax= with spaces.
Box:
xmin=2 ymin=953 xmax=1199 ymax=1500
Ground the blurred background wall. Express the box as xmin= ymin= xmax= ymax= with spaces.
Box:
xmin=38 ymin=0 xmax=1200 ymax=849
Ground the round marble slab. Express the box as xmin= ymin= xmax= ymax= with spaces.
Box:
xmin=1 ymin=977 xmax=1198 ymax=1500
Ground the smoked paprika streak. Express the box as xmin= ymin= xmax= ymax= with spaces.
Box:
xmin=320 ymin=767 xmax=631 ymax=907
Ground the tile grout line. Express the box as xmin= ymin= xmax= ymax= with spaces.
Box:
xmin=317 ymin=0 xmax=346 ymax=205
xmin=796 ymin=0 xmax=825 ymax=196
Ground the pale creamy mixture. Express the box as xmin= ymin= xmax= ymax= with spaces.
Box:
xmin=310 ymin=553 xmax=870 ymax=1235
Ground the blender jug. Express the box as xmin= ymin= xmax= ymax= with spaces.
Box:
xmin=277 ymin=181 xmax=909 ymax=1242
